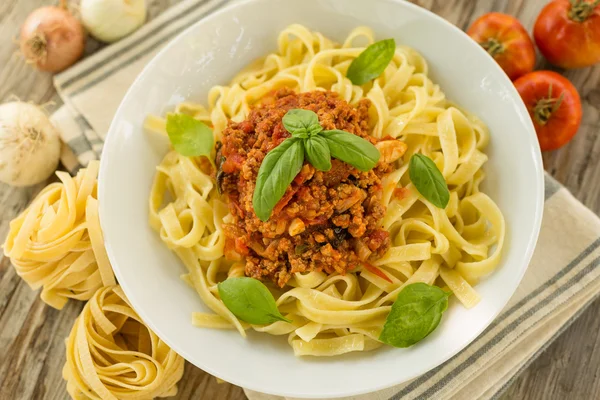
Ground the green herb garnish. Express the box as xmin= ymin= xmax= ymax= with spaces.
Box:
xmin=166 ymin=114 xmax=213 ymax=157
xmin=252 ymin=109 xmax=380 ymax=221
xmin=409 ymin=153 xmax=450 ymax=209
xmin=305 ymin=135 xmax=331 ymax=171
xmin=218 ymin=277 xmax=291 ymax=325
xmin=347 ymin=39 xmax=396 ymax=85
xmin=379 ymin=282 xmax=450 ymax=348
xmin=253 ymin=138 xmax=304 ymax=222
xmin=295 ymin=244 xmax=309 ymax=255
xmin=321 ymin=130 xmax=381 ymax=172
xmin=282 ymin=108 xmax=323 ymax=138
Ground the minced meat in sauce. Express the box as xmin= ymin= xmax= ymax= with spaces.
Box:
xmin=219 ymin=88 xmax=392 ymax=287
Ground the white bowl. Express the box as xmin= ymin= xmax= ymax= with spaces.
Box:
xmin=99 ymin=0 xmax=544 ymax=397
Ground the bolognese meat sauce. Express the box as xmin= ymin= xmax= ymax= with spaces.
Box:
xmin=219 ymin=89 xmax=396 ymax=287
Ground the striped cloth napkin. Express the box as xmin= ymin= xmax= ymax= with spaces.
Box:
xmin=49 ymin=0 xmax=600 ymax=399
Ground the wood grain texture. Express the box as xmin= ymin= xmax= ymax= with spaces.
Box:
xmin=0 ymin=1 xmax=598 ymax=399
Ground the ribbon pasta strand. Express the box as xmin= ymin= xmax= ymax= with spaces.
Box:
xmin=3 ymin=164 xmax=188 ymax=399
xmin=146 ymin=25 xmax=506 ymax=356
xmin=63 ymin=285 xmax=185 ymax=399
xmin=3 ymin=161 xmax=115 ymax=309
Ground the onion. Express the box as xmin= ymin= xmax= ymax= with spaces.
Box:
xmin=0 ymin=102 xmax=61 ymax=186
xmin=354 ymin=239 xmax=372 ymax=261
xmin=20 ymin=1 xmax=85 ymax=73
xmin=81 ymin=0 xmax=147 ymax=43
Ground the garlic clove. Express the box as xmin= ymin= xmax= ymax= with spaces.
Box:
xmin=0 ymin=102 xmax=61 ymax=187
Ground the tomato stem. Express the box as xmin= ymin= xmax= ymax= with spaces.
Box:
xmin=568 ymin=0 xmax=600 ymax=22
xmin=533 ymin=85 xmax=565 ymax=126
xmin=480 ymin=38 xmax=505 ymax=57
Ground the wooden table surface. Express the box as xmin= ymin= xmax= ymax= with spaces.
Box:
xmin=1 ymin=1 xmax=598 ymax=399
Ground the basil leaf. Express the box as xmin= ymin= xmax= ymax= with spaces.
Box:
xmin=379 ymin=283 xmax=450 ymax=348
xmin=218 ymin=277 xmax=291 ymax=325
xmin=166 ymin=113 xmax=213 ymax=157
xmin=253 ymin=138 xmax=304 ymax=221
xmin=321 ymin=130 xmax=380 ymax=171
xmin=295 ymin=244 xmax=309 ymax=255
xmin=305 ymin=135 xmax=332 ymax=171
xmin=408 ymin=153 xmax=450 ymax=208
xmin=282 ymin=109 xmax=323 ymax=138
xmin=347 ymin=39 xmax=396 ymax=85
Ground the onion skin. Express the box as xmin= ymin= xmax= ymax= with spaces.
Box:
xmin=20 ymin=6 xmax=85 ymax=73
xmin=0 ymin=102 xmax=61 ymax=186
xmin=81 ymin=0 xmax=147 ymax=43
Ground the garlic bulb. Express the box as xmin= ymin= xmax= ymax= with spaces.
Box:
xmin=0 ymin=102 xmax=61 ymax=186
xmin=81 ymin=0 xmax=147 ymax=43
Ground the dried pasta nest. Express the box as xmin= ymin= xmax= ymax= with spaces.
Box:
xmin=63 ymin=285 xmax=185 ymax=400
xmin=3 ymin=161 xmax=116 ymax=309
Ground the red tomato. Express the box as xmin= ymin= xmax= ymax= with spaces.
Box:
xmin=467 ymin=12 xmax=536 ymax=80
xmin=534 ymin=0 xmax=600 ymax=69
xmin=514 ymin=71 xmax=582 ymax=151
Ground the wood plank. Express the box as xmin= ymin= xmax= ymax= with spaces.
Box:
xmin=0 ymin=1 xmax=598 ymax=400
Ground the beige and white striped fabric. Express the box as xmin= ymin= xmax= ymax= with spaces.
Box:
xmin=50 ymin=1 xmax=600 ymax=399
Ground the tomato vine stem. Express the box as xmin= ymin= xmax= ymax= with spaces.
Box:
xmin=568 ymin=0 xmax=600 ymax=22
xmin=534 ymin=84 xmax=565 ymax=125
xmin=480 ymin=38 xmax=505 ymax=57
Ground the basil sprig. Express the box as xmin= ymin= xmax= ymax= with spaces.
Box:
xmin=379 ymin=282 xmax=450 ymax=348
xmin=166 ymin=114 xmax=213 ymax=157
xmin=253 ymin=109 xmax=380 ymax=221
xmin=218 ymin=277 xmax=291 ymax=325
xmin=347 ymin=39 xmax=396 ymax=85
xmin=409 ymin=153 xmax=450 ymax=209
xmin=282 ymin=109 xmax=323 ymax=138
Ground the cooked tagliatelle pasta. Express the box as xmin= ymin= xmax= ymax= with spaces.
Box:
xmin=146 ymin=24 xmax=506 ymax=356
xmin=3 ymin=161 xmax=116 ymax=309
xmin=63 ymin=285 xmax=185 ymax=399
